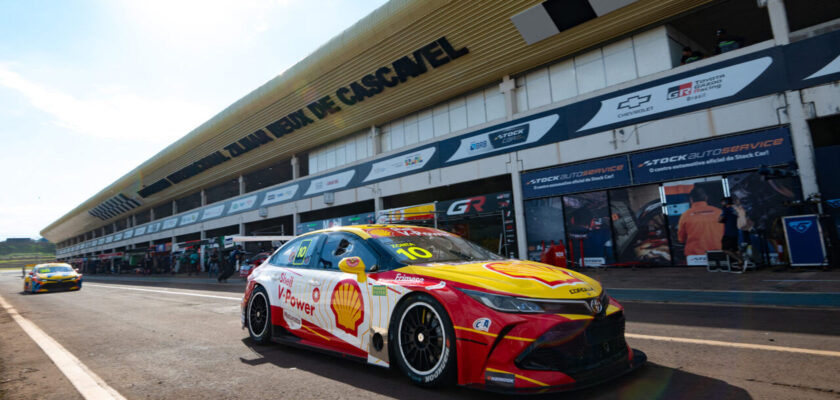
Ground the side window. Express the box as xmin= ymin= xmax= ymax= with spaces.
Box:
xmin=269 ymin=235 xmax=324 ymax=268
xmin=317 ymin=232 xmax=379 ymax=272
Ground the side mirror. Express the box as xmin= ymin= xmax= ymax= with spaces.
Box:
xmin=338 ymin=257 xmax=367 ymax=283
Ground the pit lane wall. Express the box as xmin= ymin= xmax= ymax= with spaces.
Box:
xmin=57 ymin=28 xmax=840 ymax=260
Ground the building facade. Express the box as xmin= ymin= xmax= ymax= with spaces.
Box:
xmin=45 ymin=0 xmax=840 ymax=268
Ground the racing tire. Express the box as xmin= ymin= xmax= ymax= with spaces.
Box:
xmin=390 ymin=294 xmax=457 ymax=387
xmin=247 ymin=286 xmax=272 ymax=344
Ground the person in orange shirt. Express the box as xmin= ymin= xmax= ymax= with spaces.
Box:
xmin=677 ymin=187 xmax=724 ymax=257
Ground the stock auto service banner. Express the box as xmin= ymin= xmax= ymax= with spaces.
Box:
xmin=630 ymin=127 xmax=794 ymax=184
xmin=521 ymin=156 xmax=631 ymax=199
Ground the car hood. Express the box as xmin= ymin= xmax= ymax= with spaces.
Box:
xmin=37 ymin=272 xmax=78 ymax=280
xmin=394 ymin=260 xmax=602 ymax=299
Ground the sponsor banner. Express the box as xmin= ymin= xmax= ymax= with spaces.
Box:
xmin=201 ymin=204 xmax=225 ymax=220
xmin=438 ymin=192 xmax=512 ymax=218
xmin=304 ymin=169 xmax=355 ymax=196
xmin=783 ymin=215 xmax=828 ymax=266
xmin=443 ymin=114 xmax=560 ymax=164
xmin=161 ymin=218 xmax=178 ymax=230
xmin=147 ymin=222 xmax=161 ymax=233
xmin=113 ymin=233 xmax=123 ymax=241
xmin=362 ymin=147 xmax=437 ymax=183
xmin=377 ymin=203 xmax=436 ymax=223
xmin=785 ymin=29 xmax=840 ymax=89
xmin=577 ymin=57 xmax=772 ymax=132
xmin=97 ymin=238 xmax=105 ymax=245
xmin=179 ymin=212 xmax=199 ymax=226
xmin=630 ymin=127 xmax=794 ymax=184
xmin=228 ymin=194 xmax=259 ymax=214
xmin=105 ymin=236 xmax=113 ymax=243
xmin=134 ymin=226 xmax=146 ymax=236
xmin=261 ymin=185 xmax=298 ymax=207
xmin=522 ymin=156 xmax=631 ymax=199
xmin=123 ymin=230 xmax=133 ymax=239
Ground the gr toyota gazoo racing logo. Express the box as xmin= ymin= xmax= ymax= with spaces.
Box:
xmin=667 ymin=82 xmax=693 ymax=99
xmin=667 ymin=74 xmax=724 ymax=101
xmin=446 ymin=196 xmax=486 ymax=215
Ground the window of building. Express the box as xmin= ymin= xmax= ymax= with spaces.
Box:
xmin=176 ymin=192 xmax=202 ymax=213
xmin=244 ymin=159 xmax=293 ymax=193
xmin=152 ymin=203 xmax=172 ymax=220
xmin=205 ymin=178 xmax=239 ymax=204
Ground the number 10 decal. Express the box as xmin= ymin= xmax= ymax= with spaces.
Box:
xmin=395 ymin=246 xmax=432 ymax=260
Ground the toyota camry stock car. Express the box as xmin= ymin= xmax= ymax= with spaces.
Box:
xmin=241 ymin=225 xmax=645 ymax=392
xmin=23 ymin=263 xmax=82 ymax=293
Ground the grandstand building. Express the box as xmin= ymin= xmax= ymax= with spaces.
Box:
xmin=45 ymin=0 xmax=840 ymax=268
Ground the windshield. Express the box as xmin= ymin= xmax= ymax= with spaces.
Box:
xmin=366 ymin=226 xmax=504 ymax=264
xmin=36 ymin=266 xmax=73 ymax=274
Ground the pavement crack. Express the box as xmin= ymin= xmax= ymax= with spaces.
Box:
xmin=746 ymin=378 xmax=837 ymax=394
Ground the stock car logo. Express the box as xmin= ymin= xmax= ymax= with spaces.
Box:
xmin=484 ymin=262 xmax=585 ymax=288
xmin=788 ymin=220 xmax=812 ymax=233
xmin=489 ymin=124 xmax=529 ymax=148
xmin=667 ymin=82 xmax=693 ymax=99
xmin=617 ymin=95 xmax=651 ymax=109
xmin=331 ymin=280 xmax=364 ymax=336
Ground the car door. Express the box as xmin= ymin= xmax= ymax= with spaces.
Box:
xmin=298 ymin=231 xmax=383 ymax=359
xmin=262 ymin=234 xmax=324 ymax=336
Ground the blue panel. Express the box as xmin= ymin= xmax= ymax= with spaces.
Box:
xmin=630 ymin=127 xmax=794 ymax=184
xmin=785 ymin=29 xmax=840 ymax=90
xmin=521 ymin=156 xmax=631 ymax=199
xmin=783 ymin=215 xmax=827 ymax=266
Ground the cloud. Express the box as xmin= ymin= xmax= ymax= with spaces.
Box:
xmin=0 ymin=66 xmax=213 ymax=143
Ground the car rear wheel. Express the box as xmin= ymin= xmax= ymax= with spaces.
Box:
xmin=247 ymin=286 xmax=271 ymax=344
xmin=391 ymin=294 xmax=456 ymax=387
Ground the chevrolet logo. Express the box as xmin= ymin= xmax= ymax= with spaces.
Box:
xmin=617 ymin=95 xmax=651 ymax=110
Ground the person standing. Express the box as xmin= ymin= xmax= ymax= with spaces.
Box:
xmin=719 ymin=197 xmax=742 ymax=262
xmin=677 ymin=187 xmax=724 ymax=260
xmin=188 ymin=251 xmax=199 ymax=276
xmin=208 ymin=250 xmax=219 ymax=278
xmin=714 ymin=29 xmax=743 ymax=54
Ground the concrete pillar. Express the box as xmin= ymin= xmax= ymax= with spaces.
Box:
xmin=764 ymin=0 xmax=790 ymax=46
xmin=200 ymin=190 xmax=207 ymax=206
xmin=132 ymin=214 xmax=137 ymax=227
xmin=499 ymin=75 xmax=517 ymax=120
xmin=508 ymin=154 xmax=528 ymax=260
xmin=172 ymin=200 xmax=178 ymax=215
xmin=150 ymin=208 xmax=155 ymax=221
xmin=238 ymin=223 xmax=245 ymax=236
xmin=370 ymin=125 xmax=381 ymax=156
xmin=238 ymin=175 xmax=245 ymax=195
xmin=291 ymin=156 xmax=300 ymax=180
xmin=293 ymin=212 xmax=301 ymax=236
xmin=374 ymin=185 xmax=384 ymax=215
xmin=200 ymin=230 xmax=206 ymax=272
xmin=785 ymin=90 xmax=820 ymax=197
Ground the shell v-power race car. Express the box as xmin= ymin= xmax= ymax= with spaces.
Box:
xmin=242 ymin=225 xmax=644 ymax=393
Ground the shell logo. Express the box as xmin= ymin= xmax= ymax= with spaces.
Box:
xmin=330 ymin=279 xmax=364 ymax=336
xmin=484 ymin=262 xmax=584 ymax=288
xmin=366 ymin=228 xmax=393 ymax=237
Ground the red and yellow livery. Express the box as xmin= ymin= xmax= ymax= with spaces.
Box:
xmin=241 ymin=225 xmax=645 ymax=393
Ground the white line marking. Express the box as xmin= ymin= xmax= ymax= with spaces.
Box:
xmin=0 ymin=294 xmax=126 ymax=400
xmin=626 ymin=333 xmax=840 ymax=358
xmin=85 ymin=283 xmax=241 ymax=301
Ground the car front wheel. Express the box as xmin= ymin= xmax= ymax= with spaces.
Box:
xmin=247 ymin=286 xmax=271 ymax=344
xmin=391 ymin=294 xmax=457 ymax=387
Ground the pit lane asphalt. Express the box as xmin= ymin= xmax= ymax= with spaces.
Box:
xmin=1 ymin=272 xmax=839 ymax=399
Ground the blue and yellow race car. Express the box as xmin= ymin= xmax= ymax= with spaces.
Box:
xmin=23 ymin=263 xmax=82 ymax=293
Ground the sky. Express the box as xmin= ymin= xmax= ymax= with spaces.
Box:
xmin=0 ymin=0 xmax=389 ymax=241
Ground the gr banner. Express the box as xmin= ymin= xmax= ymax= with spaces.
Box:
xmin=783 ymin=215 xmax=828 ymax=267
xmin=631 ymin=127 xmax=794 ymax=185
xmin=521 ymin=156 xmax=631 ymax=199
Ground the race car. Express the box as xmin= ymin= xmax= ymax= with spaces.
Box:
xmin=239 ymin=251 xmax=272 ymax=280
xmin=241 ymin=225 xmax=645 ymax=393
xmin=23 ymin=263 xmax=82 ymax=293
